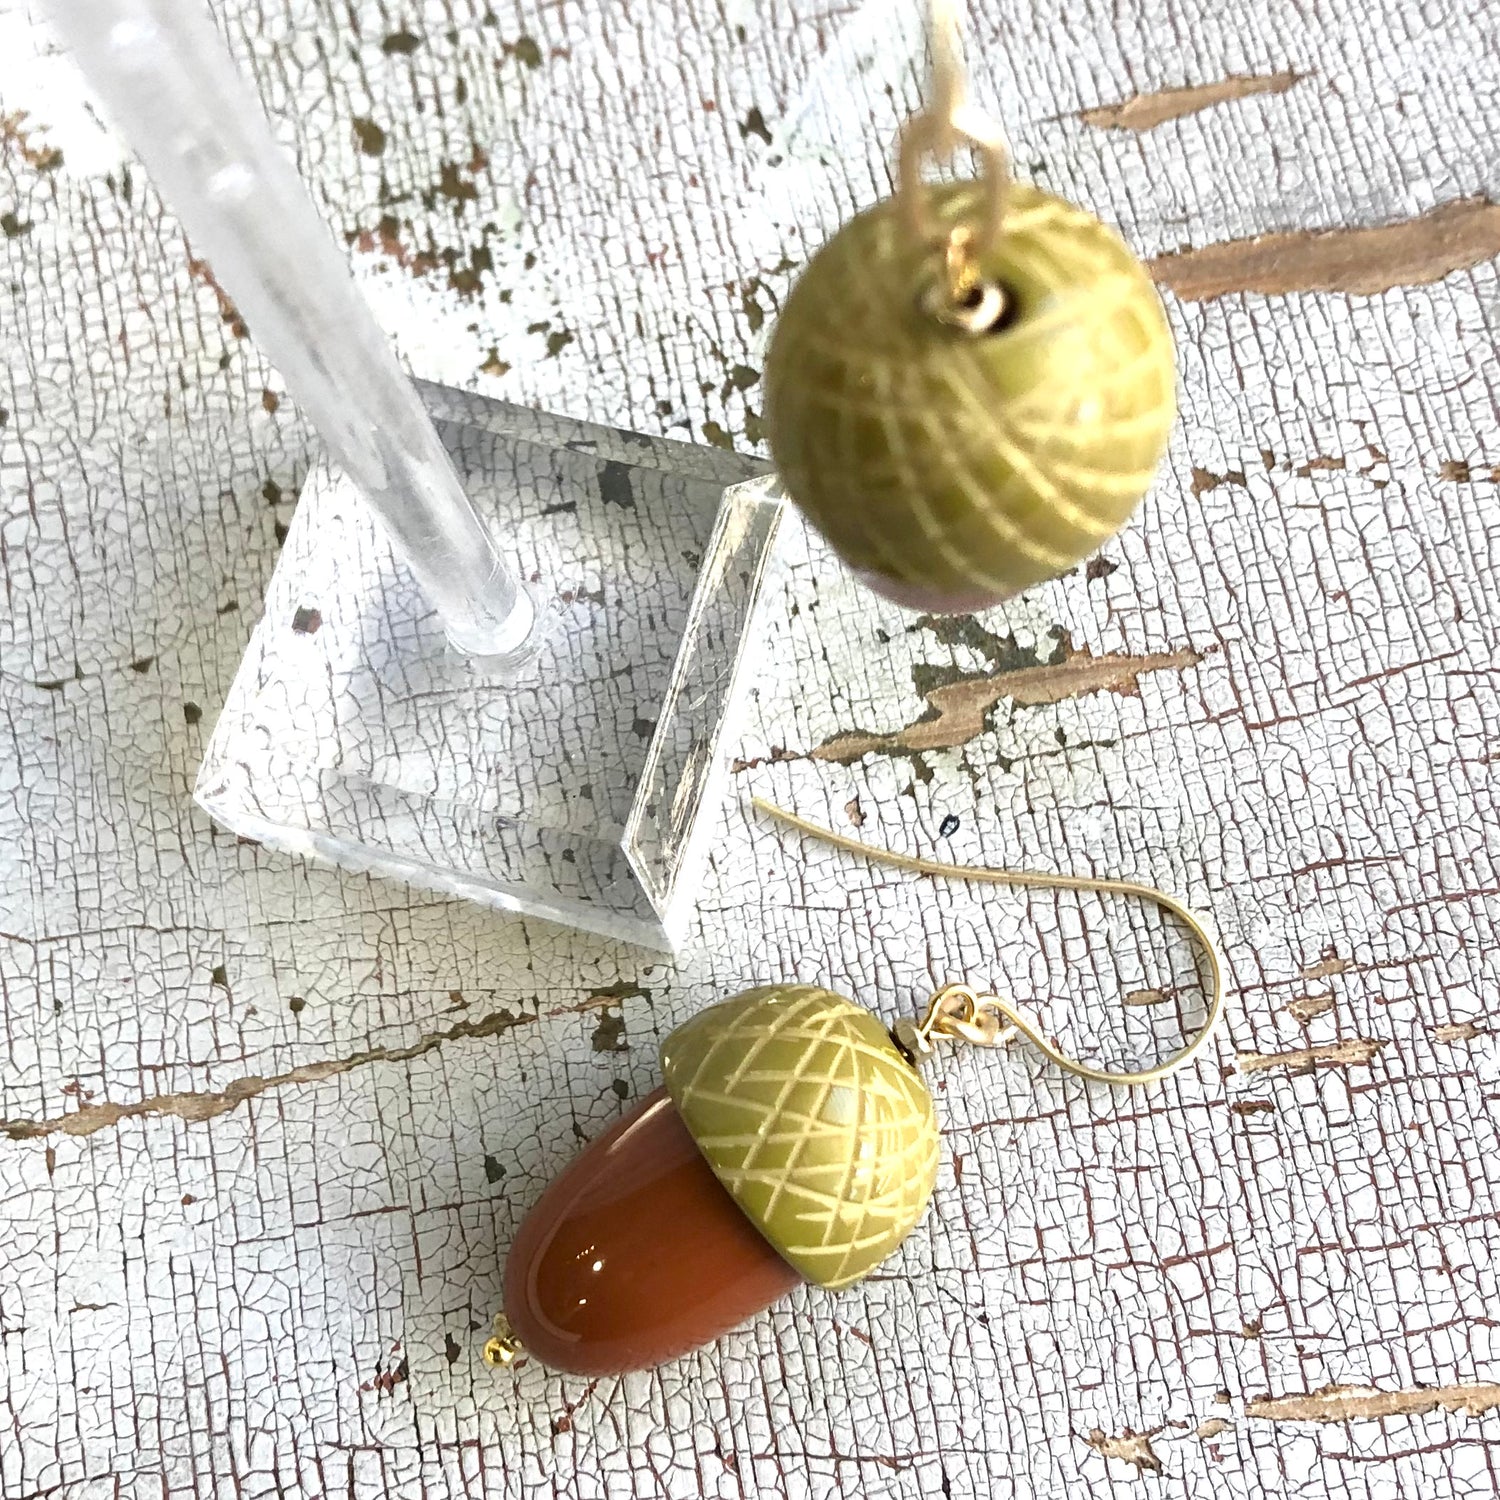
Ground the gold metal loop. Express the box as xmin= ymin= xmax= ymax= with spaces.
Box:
xmin=897 ymin=0 xmax=1012 ymax=260
xmin=921 ymin=224 xmax=1008 ymax=333
xmin=753 ymin=798 xmax=1226 ymax=1088
xmin=909 ymin=982 xmax=1019 ymax=1051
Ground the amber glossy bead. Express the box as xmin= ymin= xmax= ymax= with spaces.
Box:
xmin=503 ymin=1087 xmax=802 ymax=1375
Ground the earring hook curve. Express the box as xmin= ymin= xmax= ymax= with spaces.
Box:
xmin=753 ymin=797 xmax=1226 ymax=1087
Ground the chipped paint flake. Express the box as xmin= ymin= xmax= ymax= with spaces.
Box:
xmin=1150 ymin=198 xmax=1500 ymax=298
xmin=2 ymin=1010 xmax=532 ymax=1139
xmin=1079 ymin=71 xmax=1303 ymax=131
xmin=1432 ymin=1020 xmax=1483 ymax=1042
xmin=1086 ymin=1429 xmax=1162 ymax=1472
xmin=1285 ymin=992 xmax=1335 ymax=1022
xmin=1247 ymin=1383 xmax=1500 ymax=1423
xmin=1237 ymin=1037 xmax=1388 ymax=1074
xmin=0 ymin=108 xmax=64 ymax=172
xmin=1300 ymin=955 xmax=1350 ymax=979
xmin=814 ymin=643 xmax=1203 ymax=762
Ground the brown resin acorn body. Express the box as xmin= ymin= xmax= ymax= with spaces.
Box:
xmin=501 ymin=1088 xmax=801 ymax=1375
xmin=501 ymin=985 xmax=940 ymax=1375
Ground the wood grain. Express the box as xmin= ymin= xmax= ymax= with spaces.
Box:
xmin=813 ymin=642 xmax=1205 ymax=763
xmin=1247 ymin=1383 xmax=1500 ymax=1423
xmin=1237 ymin=1037 xmax=1389 ymax=1073
xmin=1150 ymin=198 xmax=1500 ymax=298
xmin=1078 ymin=72 xmax=1303 ymax=131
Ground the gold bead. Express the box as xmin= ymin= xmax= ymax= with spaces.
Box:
xmin=763 ymin=181 xmax=1176 ymax=612
xmin=482 ymin=1314 xmax=526 ymax=1367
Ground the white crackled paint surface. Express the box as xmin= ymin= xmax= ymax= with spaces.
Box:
xmin=1 ymin=0 xmax=1498 ymax=1495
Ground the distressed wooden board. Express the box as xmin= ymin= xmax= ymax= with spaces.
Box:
xmin=1 ymin=0 xmax=1498 ymax=1495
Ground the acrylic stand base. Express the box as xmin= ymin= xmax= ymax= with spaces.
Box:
xmin=197 ymin=382 xmax=783 ymax=950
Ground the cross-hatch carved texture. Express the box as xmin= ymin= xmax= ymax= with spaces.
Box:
xmin=660 ymin=986 xmax=940 ymax=1288
xmin=763 ymin=182 xmax=1177 ymax=601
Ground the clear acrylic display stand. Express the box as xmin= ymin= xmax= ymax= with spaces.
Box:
xmin=51 ymin=0 xmax=783 ymax=948
xmin=198 ymin=389 xmax=780 ymax=948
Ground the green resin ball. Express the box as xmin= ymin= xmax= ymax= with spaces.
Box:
xmin=763 ymin=181 xmax=1177 ymax=612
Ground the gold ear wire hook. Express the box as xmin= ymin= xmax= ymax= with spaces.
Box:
xmin=752 ymin=798 xmax=1226 ymax=1087
xmin=898 ymin=0 xmax=1012 ymax=269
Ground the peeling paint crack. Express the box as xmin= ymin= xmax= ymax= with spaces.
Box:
xmin=1247 ymin=1382 xmax=1500 ymax=1423
xmin=1079 ymin=70 xmax=1304 ymax=131
xmin=1237 ymin=1036 xmax=1388 ymax=1074
xmin=1086 ymin=1427 xmax=1163 ymax=1472
xmin=1150 ymin=197 xmax=1500 ymax=299
xmin=812 ymin=643 xmax=1205 ymax=765
xmin=1 ymin=1008 xmax=534 ymax=1141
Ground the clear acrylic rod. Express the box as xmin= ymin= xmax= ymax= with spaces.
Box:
xmin=43 ymin=0 xmax=534 ymax=658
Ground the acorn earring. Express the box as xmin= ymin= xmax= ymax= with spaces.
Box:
xmin=485 ymin=800 xmax=1225 ymax=1377
xmin=762 ymin=0 xmax=1177 ymax=613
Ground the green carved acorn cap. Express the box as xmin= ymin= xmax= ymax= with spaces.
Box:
xmin=659 ymin=984 xmax=940 ymax=1289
